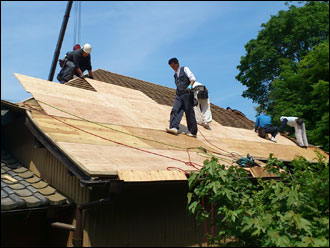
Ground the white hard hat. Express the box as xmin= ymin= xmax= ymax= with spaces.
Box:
xmin=82 ymin=43 xmax=92 ymax=54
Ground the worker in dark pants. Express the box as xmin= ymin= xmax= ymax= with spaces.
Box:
xmin=279 ymin=116 xmax=308 ymax=147
xmin=254 ymin=112 xmax=278 ymax=142
xmin=57 ymin=43 xmax=93 ymax=83
xmin=166 ymin=58 xmax=197 ymax=138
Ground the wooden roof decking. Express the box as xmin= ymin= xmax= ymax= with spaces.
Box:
xmin=67 ymin=69 xmax=255 ymax=129
xmin=14 ymin=72 xmax=328 ymax=182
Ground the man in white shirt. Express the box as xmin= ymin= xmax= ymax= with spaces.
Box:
xmin=191 ymin=82 xmax=212 ymax=129
xmin=280 ymin=116 xmax=309 ymax=147
xmin=166 ymin=58 xmax=198 ymax=137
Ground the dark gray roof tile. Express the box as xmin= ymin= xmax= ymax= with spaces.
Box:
xmin=2 ymin=157 xmax=18 ymax=165
xmin=20 ymin=180 xmax=31 ymax=187
xmin=26 ymin=185 xmax=38 ymax=194
xmin=1 ymin=181 xmax=8 ymax=188
xmin=8 ymin=193 xmax=25 ymax=208
xmin=12 ymin=175 xmax=25 ymax=182
xmin=2 ymin=186 xmax=15 ymax=195
xmin=1 ymin=190 xmax=8 ymax=198
xmin=6 ymin=170 xmax=17 ymax=177
xmin=1 ymin=197 xmax=18 ymax=210
xmin=5 ymin=163 xmax=20 ymax=169
xmin=34 ymin=192 xmax=49 ymax=206
xmin=1 ymin=165 xmax=10 ymax=171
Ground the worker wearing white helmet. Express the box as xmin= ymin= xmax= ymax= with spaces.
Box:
xmin=57 ymin=43 xmax=93 ymax=83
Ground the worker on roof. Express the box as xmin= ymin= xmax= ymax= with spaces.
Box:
xmin=166 ymin=58 xmax=198 ymax=138
xmin=191 ymin=81 xmax=212 ymax=130
xmin=279 ymin=116 xmax=308 ymax=148
xmin=57 ymin=43 xmax=93 ymax=83
xmin=226 ymin=106 xmax=246 ymax=118
xmin=73 ymin=44 xmax=81 ymax=50
xmin=254 ymin=112 xmax=278 ymax=143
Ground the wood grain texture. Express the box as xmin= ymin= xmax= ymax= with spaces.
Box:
xmin=15 ymin=74 xmax=328 ymax=181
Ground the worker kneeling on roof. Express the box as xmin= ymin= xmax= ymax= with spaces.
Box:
xmin=279 ymin=116 xmax=308 ymax=148
xmin=254 ymin=112 xmax=278 ymax=143
xmin=57 ymin=43 xmax=93 ymax=83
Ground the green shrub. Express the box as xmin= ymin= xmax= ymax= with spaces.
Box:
xmin=187 ymin=153 xmax=329 ymax=247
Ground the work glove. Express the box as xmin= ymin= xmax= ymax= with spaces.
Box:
xmin=86 ymin=75 xmax=94 ymax=79
xmin=188 ymin=84 xmax=193 ymax=90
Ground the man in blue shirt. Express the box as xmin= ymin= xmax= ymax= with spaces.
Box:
xmin=254 ymin=112 xmax=279 ymax=142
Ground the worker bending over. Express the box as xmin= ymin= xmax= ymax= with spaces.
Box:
xmin=280 ymin=116 xmax=308 ymax=148
xmin=57 ymin=43 xmax=93 ymax=83
xmin=166 ymin=58 xmax=198 ymax=138
xmin=254 ymin=112 xmax=278 ymax=142
xmin=192 ymin=81 xmax=212 ymax=129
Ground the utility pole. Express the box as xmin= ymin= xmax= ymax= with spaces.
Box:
xmin=48 ymin=1 xmax=73 ymax=81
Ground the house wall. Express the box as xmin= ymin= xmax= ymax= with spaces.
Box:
xmin=84 ymin=182 xmax=206 ymax=247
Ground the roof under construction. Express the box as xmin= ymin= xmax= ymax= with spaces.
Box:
xmin=12 ymin=69 xmax=328 ymax=182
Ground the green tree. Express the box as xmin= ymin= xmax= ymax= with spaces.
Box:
xmin=270 ymin=42 xmax=329 ymax=151
xmin=236 ymin=1 xmax=329 ymax=110
xmin=187 ymin=154 xmax=329 ymax=247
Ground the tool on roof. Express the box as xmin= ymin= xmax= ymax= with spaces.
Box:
xmin=236 ymin=154 xmax=259 ymax=167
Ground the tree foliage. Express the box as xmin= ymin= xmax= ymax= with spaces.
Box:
xmin=187 ymin=154 xmax=329 ymax=247
xmin=270 ymin=42 xmax=329 ymax=151
xmin=236 ymin=1 xmax=329 ymax=108
xmin=235 ymin=1 xmax=329 ymax=151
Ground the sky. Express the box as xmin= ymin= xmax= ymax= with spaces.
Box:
xmin=1 ymin=1 xmax=304 ymax=121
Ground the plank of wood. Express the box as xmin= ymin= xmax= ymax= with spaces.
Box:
xmin=250 ymin=166 xmax=277 ymax=178
xmin=117 ymin=170 xmax=187 ymax=182
xmin=32 ymin=113 xmax=152 ymax=148
xmin=55 ymin=142 xmax=208 ymax=176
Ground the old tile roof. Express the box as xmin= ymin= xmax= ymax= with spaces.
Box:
xmin=64 ymin=69 xmax=255 ymax=130
xmin=1 ymin=149 xmax=68 ymax=211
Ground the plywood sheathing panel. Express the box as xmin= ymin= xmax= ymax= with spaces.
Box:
xmin=117 ymin=170 xmax=187 ymax=182
xmin=79 ymin=69 xmax=256 ymax=129
xmin=16 ymin=74 xmax=328 ymax=181
xmin=31 ymin=112 xmax=151 ymax=148
xmin=15 ymin=73 xmax=171 ymax=130
xmin=56 ymin=142 xmax=207 ymax=176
